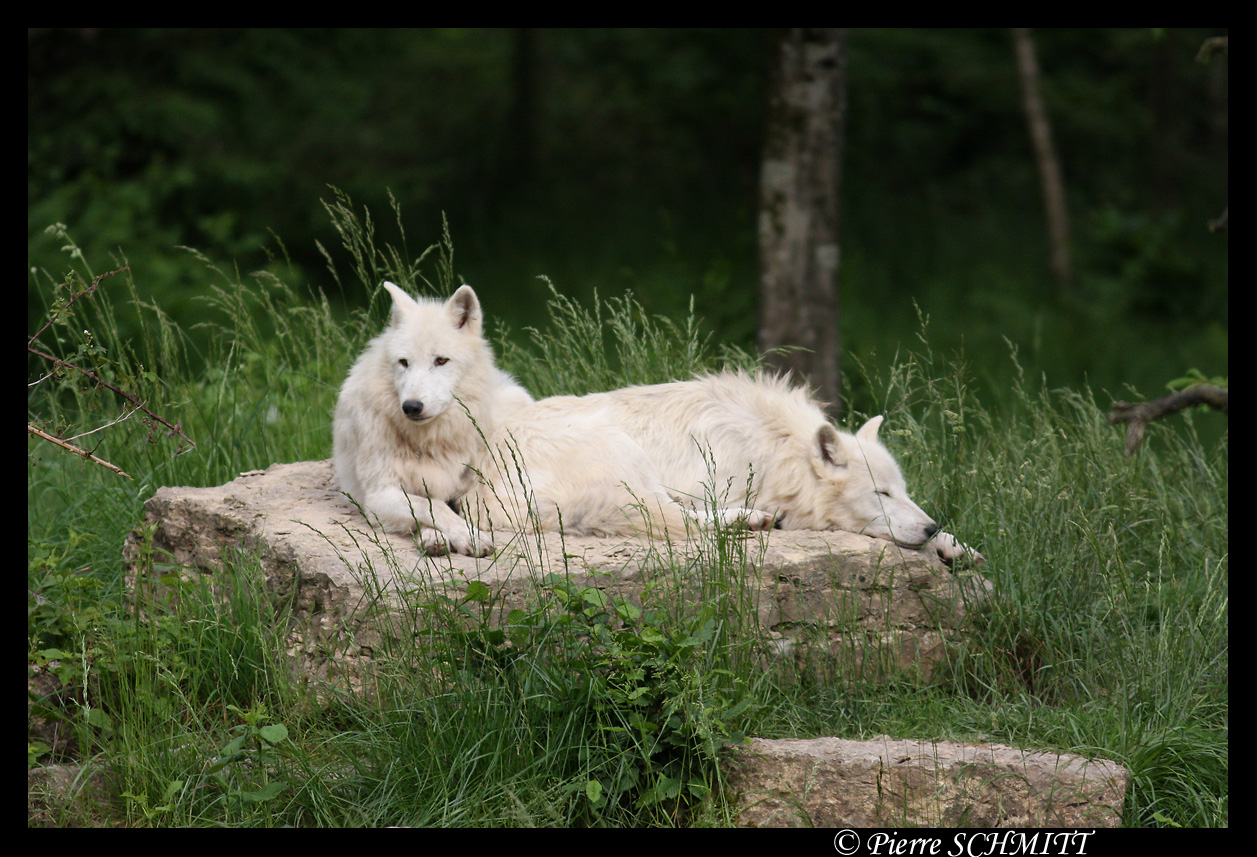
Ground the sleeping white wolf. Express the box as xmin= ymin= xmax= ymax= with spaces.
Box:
xmin=470 ymin=371 xmax=981 ymax=563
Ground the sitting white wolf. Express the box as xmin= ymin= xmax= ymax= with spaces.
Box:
xmin=470 ymin=371 xmax=980 ymax=563
xmin=333 ymin=282 xmax=532 ymax=556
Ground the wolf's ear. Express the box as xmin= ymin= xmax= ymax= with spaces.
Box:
xmin=446 ymin=285 xmax=483 ymax=335
xmin=383 ymin=281 xmax=415 ymax=325
xmin=815 ymin=424 xmax=850 ymax=469
xmin=855 ymin=415 xmax=885 ymax=443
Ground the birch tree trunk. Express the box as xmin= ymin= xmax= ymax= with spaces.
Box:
xmin=757 ymin=28 xmax=847 ymax=415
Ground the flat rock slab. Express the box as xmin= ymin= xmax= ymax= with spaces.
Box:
xmin=124 ymin=460 xmax=992 ymax=685
xmin=726 ymin=736 xmax=1129 ymax=828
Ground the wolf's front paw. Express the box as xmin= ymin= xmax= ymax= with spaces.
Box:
xmin=416 ymin=526 xmax=451 ymax=556
xmin=929 ymin=530 xmax=984 ymax=566
xmin=707 ymin=507 xmax=776 ymax=531
xmin=738 ymin=508 xmax=776 ymax=531
xmin=447 ymin=526 xmax=494 ymax=557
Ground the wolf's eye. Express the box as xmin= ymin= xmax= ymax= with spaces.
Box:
xmin=398 ymin=358 xmax=409 ymax=368
xmin=434 ymin=356 xmax=449 ymax=366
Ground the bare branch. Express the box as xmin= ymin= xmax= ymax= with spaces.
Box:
xmin=64 ymin=404 xmax=141 ymax=444
xmin=28 ymin=423 xmax=133 ymax=480
xmin=1196 ymin=36 xmax=1228 ymax=63
xmin=29 ymin=255 xmax=195 ymax=475
xmin=1107 ymin=386 xmax=1229 ymax=455
xmin=27 ymin=345 xmax=196 ymax=450
xmin=27 ymin=266 xmax=129 ymax=347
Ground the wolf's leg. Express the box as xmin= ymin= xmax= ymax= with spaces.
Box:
xmin=691 ymin=507 xmax=776 ymax=531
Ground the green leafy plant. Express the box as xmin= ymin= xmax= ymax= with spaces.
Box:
xmin=431 ymin=573 xmax=753 ymax=824
xmin=207 ymin=703 xmax=291 ymax=808
xmin=121 ymin=779 xmax=185 ymax=824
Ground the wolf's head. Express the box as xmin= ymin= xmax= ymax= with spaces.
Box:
xmin=794 ymin=415 xmax=941 ymax=548
xmin=380 ymin=282 xmax=486 ymax=424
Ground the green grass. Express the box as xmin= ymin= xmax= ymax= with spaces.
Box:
xmin=28 ymin=206 xmax=1227 ymax=827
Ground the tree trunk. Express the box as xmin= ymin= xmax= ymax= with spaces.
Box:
xmin=1012 ymin=27 xmax=1073 ymax=293
xmin=757 ymin=28 xmax=847 ymax=415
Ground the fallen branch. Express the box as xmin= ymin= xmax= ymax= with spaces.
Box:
xmin=27 ymin=423 xmax=133 ymax=480
xmin=28 ymin=260 xmax=195 ymax=479
xmin=26 ymin=346 xmax=195 ymax=452
xmin=1107 ymin=386 xmax=1228 ymax=455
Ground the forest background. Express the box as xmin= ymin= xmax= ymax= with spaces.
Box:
xmin=27 ymin=28 xmax=1228 ymax=417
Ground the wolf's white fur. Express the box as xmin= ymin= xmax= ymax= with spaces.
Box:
xmin=333 ymin=282 xmax=532 ymax=556
xmin=470 ymin=371 xmax=979 ymax=562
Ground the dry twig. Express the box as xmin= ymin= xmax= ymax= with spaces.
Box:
xmin=28 ymin=264 xmax=195 ymax=479
xmin=27 ymin=423 xmax=133 ymax=480
xmin=1107 ymin=386 xmax=1228 ymax=455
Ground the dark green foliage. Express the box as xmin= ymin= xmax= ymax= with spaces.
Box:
xmin=28 ymin=28 xmax=1227 ymax=404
